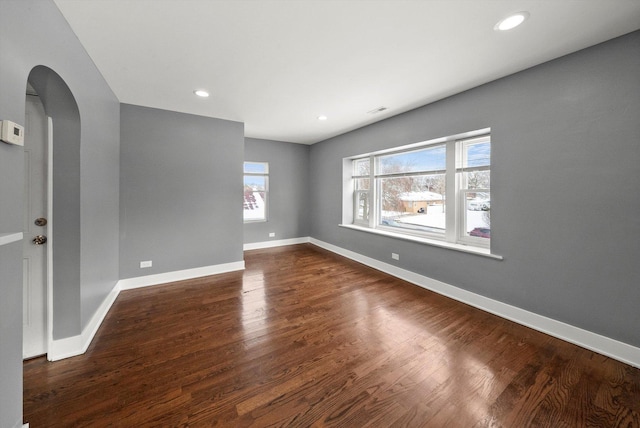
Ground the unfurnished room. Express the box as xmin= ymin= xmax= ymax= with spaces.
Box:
xmin=1 ymin=1 xmax=640 ymax=427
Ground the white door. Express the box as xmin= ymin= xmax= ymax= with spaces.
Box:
xmin=23 ymin=94 xmax=48 ymax=359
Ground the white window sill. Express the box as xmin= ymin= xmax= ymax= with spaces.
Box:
xmin=338 ymin=224 xmax=503 ymax=260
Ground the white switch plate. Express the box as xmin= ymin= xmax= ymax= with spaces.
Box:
xmin=392 ymin=253 xmax=399 ymax=260
xmin=269 ymin=232 xmax=275 ymax=237
xmin=140 ymin=260 xmax=152 ymax=268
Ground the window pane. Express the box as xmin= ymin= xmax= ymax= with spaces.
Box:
xmin=355 ymin=178 xmax=370 ymax=190
xmin=460 ymin=139 xmax=490 ymax=169
xmin=244 ymin=162 xmax=268 ymax=174
xmin=379 ymin=174 xmax=446 ymax=234
xmin=353 ymin=158 xmax=370 ymax=176
xmin=378 ymin=144 xmax=446 ymax=175
xmin=464 ymin=191 xmax=490 ymax=239
xmin=244 ymin=175 xmax=266 ymax=191
xmin=244 ymin=176 xmax=266 ymax=221
xmin=463 ymin=170 xmax=490 ymax=189
xmin=355 ymin=191 xmax=369 ymax=222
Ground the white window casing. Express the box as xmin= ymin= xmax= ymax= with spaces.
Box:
xmin=342 ymin=129 xmax=492 ymax=254
xmin=244 ymin=161 xmax=269 ymax=223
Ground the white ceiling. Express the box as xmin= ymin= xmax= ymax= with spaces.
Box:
xmin=53 ymin=0 xmax=640 ymax=145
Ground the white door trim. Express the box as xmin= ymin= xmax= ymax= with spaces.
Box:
xmin=46 ymin=116 xmax=54 ymax=360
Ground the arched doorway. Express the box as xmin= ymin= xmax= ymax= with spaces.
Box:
xmin=24 ymin=66 xmax=81 ymax=360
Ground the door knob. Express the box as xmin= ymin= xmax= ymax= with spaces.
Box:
xmin=32 ymin=235 xmax=47 ymax=245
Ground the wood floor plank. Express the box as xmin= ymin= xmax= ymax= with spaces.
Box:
xmin=23 ymin=243 xmax=640 ymax=427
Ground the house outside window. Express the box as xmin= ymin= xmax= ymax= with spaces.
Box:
xmin=244 ymin=161 xmax=268 ymax=222
xmin=345 ymin=131 xmax=491 ymax=249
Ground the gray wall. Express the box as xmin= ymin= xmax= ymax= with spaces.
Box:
xmin=310 ymin=31 xmax=640 ymax=348
xmin=0 ymin=242 xmax=22 ymax=428
xmin=0 ymin=0 xmax=120 ymax=426
xmin=244 ymin=138 xmax=310 ymax=244
xmin=120 ymin=104 xmax=244 ymax=279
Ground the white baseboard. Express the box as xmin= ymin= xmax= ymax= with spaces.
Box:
xmin=48 ymin=260 xmax=245 ymax=361
xmin=48 ymin=333 xmax=83 ymax=362
xmin=309 ymin=238 xmax=640 ymax=369
xmin=48 ymin=283 xmax=121 ymax=362
xmin=244 ymin=236 xmax=310 ymax=251
xmin=47 ymin=241 xmax=640 ymax=369
xmin=118 ymin=260 xmax=245 ymax=290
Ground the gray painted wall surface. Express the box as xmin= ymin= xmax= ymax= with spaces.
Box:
xmin=244 ymin=138 xmax=310 ymax=244
xmin=0 ymin=242 xmax=22 ymax=428
xmin=0 ymin=0 xmax=120 ymax=425
xmin=310 ymin=31 xmax=640 ymax=348
xmin=120 ymin=104 xmax=244 ymax=279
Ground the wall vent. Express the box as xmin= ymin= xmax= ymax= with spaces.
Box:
xmin=367 ymin=106 xmax=388 ymax=114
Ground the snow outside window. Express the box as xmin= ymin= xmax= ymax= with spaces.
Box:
xmin=457 ymin=136 xmax=491 ymax=246
xmin=244 ymin=161 xmax=268 ymax=222
xmin=346 ymin=131 xmax=491 ymax=249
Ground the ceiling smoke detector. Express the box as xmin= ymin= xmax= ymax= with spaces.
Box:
xmin=367 ymin=106 xmax=388 ymax=114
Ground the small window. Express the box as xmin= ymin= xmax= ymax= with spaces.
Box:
xmin=244 ymin=162 xmax=268 ymax=222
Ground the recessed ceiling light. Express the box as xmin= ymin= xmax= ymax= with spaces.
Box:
xmin=317 ymin=115 xmax=328 ymax=121
xmin=495 ymin=11 xmax=529 ymax=31
xmin=194 ymin=90 xmax=210 ymax=97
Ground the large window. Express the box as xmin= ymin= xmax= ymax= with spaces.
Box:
xmin=345 ymin=131 xmax=491 ymax=249
xmin=244 ymin=161 xmax=268 ymax=222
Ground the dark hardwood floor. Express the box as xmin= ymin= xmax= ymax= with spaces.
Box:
xmin=24 ymin=244 xmax=640 ymax=427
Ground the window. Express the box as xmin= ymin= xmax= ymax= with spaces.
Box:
xmin=352 ymin=158 xmax=371 ymax=225
xmin=244 ymin=161 xmax=268 ymax=222
xmin=345 ymin=131 xmax=491 ymax=249
xmin=457 ymin=135 xmax=491 ymax=246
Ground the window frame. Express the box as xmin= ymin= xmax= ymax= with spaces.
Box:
xmin=344 ymin=129 xmax=491 ymax=251
xmin=352 ymin=158 xmax=371 ymax=226
xmin=456 ymin=135 xmax=491 ymax=247
xmin=243 ymin=161 xmax=269 ymax=223
xmin=374 ymin=142 xmax=448 ymax=241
